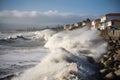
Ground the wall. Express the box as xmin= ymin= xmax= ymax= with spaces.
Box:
xmin=100 ymin=30 xmax=120 ymax=40
xmin=101 ymin=16 xmax=106 ymax=22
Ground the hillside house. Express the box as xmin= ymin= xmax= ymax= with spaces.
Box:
xmin=91 ymin=19 xmax=101 ymax=29
xmin=69 ymin=24 xmax=75 ymax=30
xmin=82 ymin=19 xmax=91 ymax=27
xmin=74 ymin=22 xmax=82 ymax=27
xmin=64 ymin=24 xmax=70 ymax=30
xmin=82 ymin=21 xmax=86 ymax=26
xmin=106 ymin=20 xmax=120 ymax=30
xmin=100 ymin=13 xmax=120 ymax=30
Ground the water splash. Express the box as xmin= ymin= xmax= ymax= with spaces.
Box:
xmin=12 ymin=27 xmax=107 ymax=80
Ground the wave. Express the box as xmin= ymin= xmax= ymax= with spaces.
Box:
xmin=11 ymin=27 xmax=107 ymax=80
xmin=0 ymin=35 xmax=30 ymax=43
xmin=45 ymin=27 xmax=107 ymax=61
xmin=34 ymin=29 xmax=56 ymax=41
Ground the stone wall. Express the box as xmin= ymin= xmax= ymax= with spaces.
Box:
xmin=100 ymin=30 xmax=120 ymax=40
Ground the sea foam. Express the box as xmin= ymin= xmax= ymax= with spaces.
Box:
xmin=12 ymin=27 xmax=107 ymax=80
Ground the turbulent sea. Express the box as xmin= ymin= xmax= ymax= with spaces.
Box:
xmin=0 ymin=27 xmax=107 ymax=80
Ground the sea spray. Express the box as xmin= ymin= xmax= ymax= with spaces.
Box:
xmin=45 ymin=27 xmax=107 ymax=61
xmin=12 ymin=27 xmax=107 ymax=80
xmin=34 ymin=29 xmax=56 ymax=41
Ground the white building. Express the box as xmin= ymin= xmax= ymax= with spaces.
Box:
xmin=91 ymin=19 xmax=101 ymax=29
xmin=101 ymin=13 xmax=120 ymax=22
xmin=82 ymin=21 xmax=86 ymax=26
xmin=64 ymin=24 xmax=70 ymax=30
xmin=100 ymin=13 xmax=120 ymax=30
xmin=82 ymin=20 xmax=91 ymax=27
xmin=106 ymin=20 xmax=120 ymax=29
xmin=74 ymin=22 xmax=82 ymax=27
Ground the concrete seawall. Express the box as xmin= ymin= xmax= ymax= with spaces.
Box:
xmin=100 ymin=30 xmax=120 ymax=40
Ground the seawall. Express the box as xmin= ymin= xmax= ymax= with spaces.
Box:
xmin=100 ymin=30 xmax=120 ymax=40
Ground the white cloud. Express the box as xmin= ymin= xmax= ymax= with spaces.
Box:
xmin=44 ymin=10 xmax=58 ymax=15
xmin=0 ymin=10 xmax=98 ymax=29
xmin=0 ymin=10 xmax=72 ymax=17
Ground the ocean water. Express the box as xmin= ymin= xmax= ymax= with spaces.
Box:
xmin=0 ymin=27 xmax=107 ymax=80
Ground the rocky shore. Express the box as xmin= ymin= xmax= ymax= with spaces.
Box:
xmin=99 ymin=38 xmax=120 ymax=80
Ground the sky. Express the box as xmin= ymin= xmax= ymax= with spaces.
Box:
xmin=0 ymin=0 xmax=120 ymax=30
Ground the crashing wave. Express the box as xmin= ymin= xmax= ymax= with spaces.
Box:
xmin=34 ymin=29 xmax=56 ymax=41
xmin=12 ymin=27 xmax=107 ymax=80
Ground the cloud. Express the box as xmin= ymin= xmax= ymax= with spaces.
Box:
xmin=0 ymin=10 xmax=98 ymax=30
xmin=0 ymin=10 xmax=38 ymax=17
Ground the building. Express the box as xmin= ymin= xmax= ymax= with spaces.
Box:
xmin=91 ymin=19 xmax=101 ymax=29
xmin=74 ymin=22 xmax=82 ymax=27
xmin=64 ymin=24 xmax=75 ymax=30
xmin=106 ymin=20 xmax=120 ymax=30
xmin=101 ymin=13 xmax=120 ymax=22
xmin=82 ymin=19 xmax=91 ymax=27
xmin=100 ymin=13 xmax=120 ymax=30
xmin=69 ymin=24 xmax=75 ymax=30
xmin=64 ymin=24 xmax=70 ymax=30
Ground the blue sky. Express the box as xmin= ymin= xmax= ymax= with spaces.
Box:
xmin=0 ymin=0 xmax=120 ymax=30
xmin=0 ymin=0 xmax=120 ymax=14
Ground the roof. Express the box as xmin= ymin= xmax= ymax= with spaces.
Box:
xmin=106 ymin=13 xmax=120 ymax=16
xmin=95 ymin=19 xmax=100 ymax=21
xmin=109 ymin=19 xmax=120 ymax=22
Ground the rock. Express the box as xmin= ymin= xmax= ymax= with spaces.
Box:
xmin=100 ymin=56 xmax=108 ymax=63
xmin=114 ymin=61 xmax=120 ymax=69
xmin=100 ymin=69 xmax=107 ymax=74
xmin=104 ymin=60 xmax=114 ymax=68
xmin=115 ymin=50 xmax=120 ymax=54
xmin=99 ymin=36 xmax=120 ymax=80
xmin=115 ymin=69 xmax=120 ymax=76
xmin=100 ymin=69 xmax=112 ymax=76
xmin=113 ymin=53 xmax=120 ymax=61
xmin=104 ymin=72 xmax=116 ymax=80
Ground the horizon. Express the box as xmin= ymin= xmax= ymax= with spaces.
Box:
xmin=0 ymin=0 xmax=120 ymax=30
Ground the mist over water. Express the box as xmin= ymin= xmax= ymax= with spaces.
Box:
xmin=11 ymin=27 xmax=107 ymax=80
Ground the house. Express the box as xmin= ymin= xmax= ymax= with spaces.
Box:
xmin=106 ymin=20 xmax=120 ymax=30
xmin=100 ymin=13 xmax=120 ymax=30
xmin=69 ymin=24 xmax=75 ymax=30
xmin=74 ymin=22 xmax=82 ymax=27
xmin=91 ymin=19 xmax=101 ymax=29
xmin=64 ymin=24 xmax=70 ymax=30
xmin=82 ymin=21 xmax=86 ymax=26
xmin=101 ymin=13 xmax=120 ymax=22
xmin=82 ymin=18 xmax=91 ymax=27
xmin=64 ymin=24 xmax=75 ymax=30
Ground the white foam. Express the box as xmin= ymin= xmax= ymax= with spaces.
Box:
xmin=45 ymin=27 xmax=107 ymax=61
xmin=34 ymin=29 xmax=56 ymax=41
xmin=12 ymin=27 xmax=107 ymax=80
